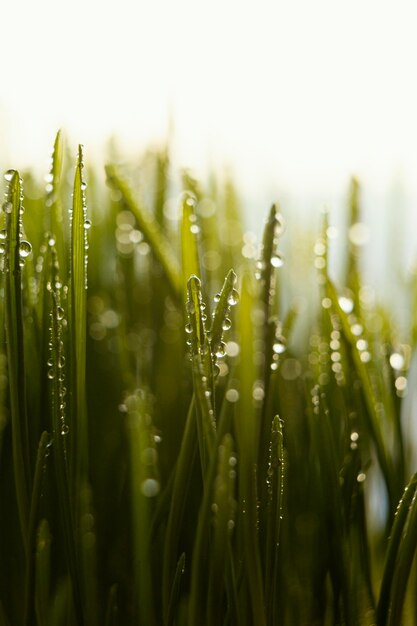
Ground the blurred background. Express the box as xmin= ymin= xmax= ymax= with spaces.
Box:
xmin=1 ymin=0 xmax=417 ymax=300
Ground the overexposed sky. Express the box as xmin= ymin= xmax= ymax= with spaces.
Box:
xmin=1 ymin=0 xmax=417 ymax=200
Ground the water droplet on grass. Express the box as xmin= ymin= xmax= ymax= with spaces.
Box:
xmin=57 ymin=306 xmax=65 ymax=320
xmin=273 ymin=337 xmax=286 ymax=354
xmin=271 ymin=253 xmax=284 ymax=268
xmin=390 ymin=352 xmax=405 ymax=370
xmin=61 ymin=424 xmax=69 ymax=435
xmin=185 ymin=323 xmax=193 ymax=334
xmin=141 ymin=478 xmax=160 ymax=497
xmin=227 ymin=289 xmax=239 ymax=306
xmin=338 ymin=296 xmax=354 ymax=313
xmin=19 ymin=240 xmax=32 ymax=258
xmin=222 ymin=317 xmax=232 ymax=331
xmin=84 ymin=219 xmax=92 ymax=230
xmin=3 ymin=202 xmax=12 ymax=214
xmin=4 ymin=170 xmax=15 ymax=182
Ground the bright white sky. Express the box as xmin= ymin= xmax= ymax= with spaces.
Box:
xmin=1 ymin=0 xmax=417 ymax=203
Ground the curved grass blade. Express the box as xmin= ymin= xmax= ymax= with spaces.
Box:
xmin=165 ymin=552 xmax=185 ymax=626
xmin=24 ymin=431 xmax=50 ymax=626
xmin=3 ymin=170 xmax=32 ymax=550
xmin=257 ymin=204 xmax=284 ymax=316
xmin=105 ymin=164 xmax=181 ymax=299
xmin=377 ymin=472 xmax=417 ymax=626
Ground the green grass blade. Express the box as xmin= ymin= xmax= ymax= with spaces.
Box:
xmin=181 ymin=191 xmax=201 ymax=295
xmin=162 ymin=397 xmax=197 ymax=621
xmin=234 ymin=271 xmax=266 ymax=626
xmin=24 ymin=431 xmax=50 ymax=626
xmin=207 ymin=434 xmax=237 ymax=626
xmin=35 ymin=519 xmax=51 ymax=626
xmin=326 ymin=277 xmax=397 ymax=515
xmin=377 ymin=472 xmax=417 ymax=626
xmin=48 ymin=243 xmax=84 ymax=624
xmin=70 ymin=145 xmax=89 ymax=490
xmin=105 ymin=164 xmax=181 ymax=298
xmin=47 ymin=130 xmax=66 ymax=275
xmin=127 ymin=390 xmax=157 ymax=626
xmin=165 ymin=552 xmax=185 ymax=626
xmin=3 ymin=170 xmax=32 ymax=550
xmin=210 ymin=269 xmax=237 ymax=351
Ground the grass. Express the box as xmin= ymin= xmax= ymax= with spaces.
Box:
xmin=0 ymin=133 xmax=416 ymax=625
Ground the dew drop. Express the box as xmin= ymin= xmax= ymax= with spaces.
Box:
xmin=47 ymin=368 xmax=54 ymax=380
xmin=215 ymin=342 xmax=226 ymax=358
xmin=271 ymin=253 xmax=284 ymax=268
xmin=57 ymin=306 xmax=65 ymax=321
xmin=81 ymin=181 xmax=87 ymax=191
xmin=19 ymin=240 xmax=32 ymax=258
xmin=273 ymin=337 xmax=286 ymax=354
xmin=141 ymin=478 xmax=160 ymax=497
xmin=84 ymin=219 xmax=92 ymax=230
xmin=61 ymin=424 xmax=69 ymax=436
xmin=0 ymin=243 xmax=5 ymax=255
xmin=185 ymin=323 xmax=193 ymax=334
xmin=222 ymin=317 xmax=232 ymax=331
xmin=227 ymin=289 xmax=239 ymax=306
xmin=3 ymin=202 xmax=12 ymax=214
xmin=4 ymin=170 xmax=15 ymax=182
xmin=338 ymin=296 xmax=354 ymax=314
xmin=390 ymin=352 xmax=405 ymax=370
xmin=0 ymin=229 xmax=6 ymax=240
xmin=214 ymin=293 xmax=221 ymax=303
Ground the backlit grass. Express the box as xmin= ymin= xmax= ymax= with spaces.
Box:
xmin=0 ymin=132 xmax=416 ymax=625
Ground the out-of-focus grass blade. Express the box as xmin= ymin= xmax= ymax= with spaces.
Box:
xmin=3 ymin=170 xmax=32 ymax=549
xmin=105 ymin=164 xmax=181 ymax=298
xmin=326 ymin=277 xmax=397 ymax=515
xmin=207 ymin=434 xmax=237 ymax=626
xmin=377 ymin=472 xmax=417 ymax=626
xmin=79 ymin=484 xmax=98 ymax=626
xmin=35 ymin=519 xmax=51 ymax=626
xmin=104 ymin=585 xmax=119 ymax=626
xmin=234 ymin=270 xmax=266 ymax=626
xmin=127 ymin=390 xmax=157 ymax=626
xmin=24 ymin=431 xmax=50 ymax=626
xmin=258 ymin=204 xmax=284 ymax=316
xmin=181 ymin=191 xmax=201 ymax=295
xmin=165 ymin=552 xmax=185 ymax=626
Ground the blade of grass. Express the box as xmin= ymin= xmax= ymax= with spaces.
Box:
xmin=69 ymin=145 xmax=89 ymax=497
xmin=105 ymin=164 xmax=181 ymax=299
xmin=377 ymin=472 xmax=417 ymax=626
xmin=3 ymin=170 xmax=32 ymax=550
xmin=24 ymin=431 xmax=50 ymax=626
xmin=35 ymin=519 xmax=52 ymax=626
xmin=165 ymin=552 xmax=185 ymax=626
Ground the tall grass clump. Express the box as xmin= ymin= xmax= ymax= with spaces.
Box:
xmin=0 ymin=132 xmax=417 ymax=625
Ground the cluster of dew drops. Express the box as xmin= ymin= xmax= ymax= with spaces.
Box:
xmin=0 ymin=170 xmax=32 ymax=271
